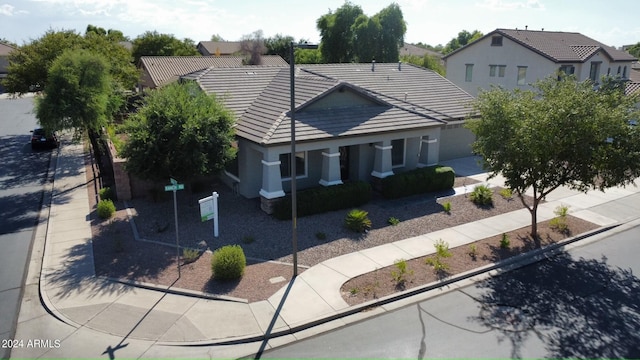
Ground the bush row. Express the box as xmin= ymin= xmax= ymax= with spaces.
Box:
xmin=273 ymin=181 xmax=372 ymax=220
xmin=381 ymin=165 xmax=455 ymax=199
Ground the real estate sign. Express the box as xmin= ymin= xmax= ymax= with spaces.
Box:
xmin=198 ymin=192 xmax=219 ymax=237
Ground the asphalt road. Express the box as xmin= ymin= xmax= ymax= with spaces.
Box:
xmin=259 ymin=225 xmax=640 ymax=359
xmin=0 ymin=96 xmax=53 ymax=359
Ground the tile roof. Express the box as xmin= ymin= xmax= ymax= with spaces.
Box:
xmin=140 ymin=55 xmax=287 ymax=88
xmin=399 ymin=43 xmax=442 ymax=58
xmin=444 ymin=28 xmax=637 ymax=63
xmin=0 ymin=42 xmax=15 ymax=56
xmin=192 ymin=63 xmax=475 ymax=145
xmin=197 ymin=41 xmax=243 ymax=55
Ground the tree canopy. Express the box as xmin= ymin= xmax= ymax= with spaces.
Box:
xmin=627 ymin=42 xmax=640 ymax=58
xmin=120 ymin=81 xmax=236 ymax=183
xmin=442 ymin=29 xmax=483 ymax=54
xmin=131 ymin=31 xmax=199 ymax=64
xmin=400 ymin=54 xmax=445 ymax=75
xmin=4 ymin=28 xmax=137 ymax=95
xmin=316 ymin=2 xmax=406 ymax=63
xmin=35 ymin=49 xmax=116 ymax=133
xmin=468 ymin=75 xmax=640 ymax=239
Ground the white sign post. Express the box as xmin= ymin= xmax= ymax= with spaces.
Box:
xmin=199 ymin=192 xmax=219 ymax=238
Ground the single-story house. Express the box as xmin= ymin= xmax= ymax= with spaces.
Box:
xmin=139 ymin=55 xmax=288 ymax=90
xmin=183 ymin=62 xmax=476 ymax=213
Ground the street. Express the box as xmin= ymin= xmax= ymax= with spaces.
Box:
xmin=0 ymin=96 xmax=53 ymax=359
xmin=259 ymin=225 xmax=640 ymax=359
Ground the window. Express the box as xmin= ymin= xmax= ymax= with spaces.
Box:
xmin=617 ymin=66 xmax=621 ymax=75
xmin=491 ymin=36 xmax=503 ymax=46
xmin=279 ymin=152 xmax=306 ymax=179
xmin=559 ymin=65 xmax=575 ymax=76
xmin=623 ymin=66 xmax=628 ymax=78
xmin=465 ymin=64 xmax=473 ymax=82
xmin=490 ymin=65 xmax=506 ymax=77
xmin=391 ymin=139 xmax=405 ymax=167
xmin=517 ymin=66 xmax=527 ymax=85
xmin=589 ymin=62 xmax=601 ymax=82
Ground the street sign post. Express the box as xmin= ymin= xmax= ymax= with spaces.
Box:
xmin=198 ymin=192 xmax=219 ymax=238
xmin=165 ymin=178 xmax=185 ymax=276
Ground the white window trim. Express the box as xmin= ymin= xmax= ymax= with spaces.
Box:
xmin=517 ymin=66 xmax=527 ymax=86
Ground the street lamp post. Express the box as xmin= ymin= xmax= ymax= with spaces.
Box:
xmin=290 ymin=41 xmax=318 ymax=277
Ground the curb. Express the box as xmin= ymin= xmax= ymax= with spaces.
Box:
xmin=157 ymin=219 xmax=635 ymax=347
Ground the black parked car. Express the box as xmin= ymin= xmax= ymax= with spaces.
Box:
xmin=30 ymin=128 xmax=59 ymax=149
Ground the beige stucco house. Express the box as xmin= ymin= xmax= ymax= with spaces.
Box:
xmin=183 ymin=62 xmax=476 ymax=212
xmin=0 ymin=43 xmax=15 ymax=93
xmin=443 ymin=28 xmax=638 ymax=97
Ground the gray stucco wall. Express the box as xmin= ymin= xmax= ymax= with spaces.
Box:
xmin=439 ymin=124 xmax=475 ymax=161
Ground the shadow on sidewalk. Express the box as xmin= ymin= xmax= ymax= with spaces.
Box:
xmin=254 ymin=277 xmax=297 ymax=359
xmin=469 ymin=250 xmax=640 ymax=358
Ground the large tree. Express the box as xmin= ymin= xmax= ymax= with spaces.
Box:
xmin=4 ymin=29 xmax=84 ymax=94
xmin=120 ymin=81 xmax=236 ymax=183
xmin=317 ymin=2 xmax=406 ymax=63
xmin=627 ymin=42 xmax=640 ymax=58
xmin=442 ymin=29 xmax=483 ymax=54
xmin=468 ymin=75 xmax=640 ymax=240
xmin=317 ymin=1 xmax=364 ymax=63
xmin=265 ymin=34 xmax=295 ymax=63
xmin=131 ymin=31 xmax=199 ymax=64
xmin=35 ymin=49 xmax=116 ymax=133
xmin=4 ymin=28 xmax=137 ymax=95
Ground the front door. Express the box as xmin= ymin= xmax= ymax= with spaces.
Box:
xmin=339 ymin=146 xmax=350 ymax=181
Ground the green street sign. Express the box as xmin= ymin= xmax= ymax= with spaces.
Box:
xmin=164 ymin=183 xmax=185 ymax=192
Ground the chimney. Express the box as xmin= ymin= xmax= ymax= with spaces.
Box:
xmin=372 ymin=59 xmax=376 ymax=72
xmin=398 ymin=61 xmax=402 ymax=71
xmin=525 ymin=25 xmax=528 ymax=30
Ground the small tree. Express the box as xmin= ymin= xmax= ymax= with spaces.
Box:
xmin=35 ymin=49 xmax=116 ymax=133
xmin=121 ymin=81 xmax=236 ymax=182
xmin=468 ymin=75 xmax=640 ymax=241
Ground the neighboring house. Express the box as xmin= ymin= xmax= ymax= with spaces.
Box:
xmin=628 ymin=62 xmax=640 ymax=95
xmin=138 ymin=55 xmax=288 ymax=90
xmin=399 ymin=43 xmax=442 ymax=59
xmin=184 ymin=62 xmax=475 ymax=212
xmin=196 ymin=41 xmax=245 ymax=56
xmin=0 ymin=42 xmax=16 ymax=93
xmin=443 ymin=28 xmax=638 ymax=97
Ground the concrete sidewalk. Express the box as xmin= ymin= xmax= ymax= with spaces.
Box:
xmin=12 ymin=139 xmax=640 ymax=358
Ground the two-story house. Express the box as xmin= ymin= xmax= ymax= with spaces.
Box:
xmin=443 ymin=28 xmax=637 ymax=97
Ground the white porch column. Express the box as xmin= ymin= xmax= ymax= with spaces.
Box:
xmin=371 ymin=140 xmax=394 ymax=179
xmin=319 ymin=147 xmax=343 ymax=186
xmin=259 ymin=153 xmax=285 ymax=200
xmin=418 ymin=135 xmax=439 ymax=167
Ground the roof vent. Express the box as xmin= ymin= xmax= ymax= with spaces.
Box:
xmin=371 ymin=59 xmax=376 ymax=72
xmin=398 ymin=61 xmax=402 ymax=71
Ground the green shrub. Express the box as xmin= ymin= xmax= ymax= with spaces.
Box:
xmin=273 ymin=181 xmax=372 ymax=220
xmin=344 ymin=209 xmax=372 ymax=233
xmin=182 ymin=248 xmax=201 ymax=264
xmin=499 ymin=188 xmax=513 ymax=199
xmin=550 ymin=205 xmax=570 ymax=233
xmin=381 ymin=165 xmax=455 ymax=199
xmin=391 ymin=259 xmax=413 ymax=286
xmin=442 ymin=201 xmax=452 ymax=213
xmin=211 ymin=245 xmax=246 ymax=280
xmin=468 ymin=243 xmax=478 ymax=260
xmin=469 ymin=184 xmax=493 ymax=206
xmin=97 ymin=199 xmax=116 ymax=219
xmin=98 ymin=187 xmax=114 ymax=201
xmin=500 ymin=233 xmax=511 ymax=249
xmin=425 ymin=239 xmax=452 ymax=273
xmin=388 ymin=217 xmax=400 ymax=226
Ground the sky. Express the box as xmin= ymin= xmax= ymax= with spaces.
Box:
xmin=1 ymin=0 xmax=640 ymax=49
